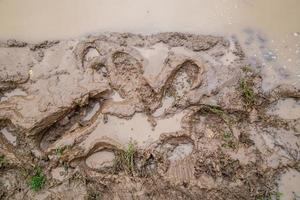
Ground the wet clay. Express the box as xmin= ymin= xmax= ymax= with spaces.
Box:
xmin=0 ymin=33 xmax=299 ymax=200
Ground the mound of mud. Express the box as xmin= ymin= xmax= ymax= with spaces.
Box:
xmin=0 ymin=33 xmax=299 ymax=200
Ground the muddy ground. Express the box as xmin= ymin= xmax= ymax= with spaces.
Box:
xmin=0 ymin=33 xmax=299 ymax=200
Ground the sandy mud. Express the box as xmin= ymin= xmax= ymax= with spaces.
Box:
xmin=0 ymin=33 xmax=299 ymax=200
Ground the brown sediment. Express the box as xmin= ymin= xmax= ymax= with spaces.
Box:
xmin=0 ymin=32 xmax=299 ymax=200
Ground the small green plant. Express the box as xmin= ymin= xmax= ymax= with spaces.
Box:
xmin=0 ymin=155 xmax=7 ymax=168
xmin=257 ymin=195 xmax=272 ymax=200
xmin=221 ymin=132 xmax=236 ymax=149
xmin=208 ymin=106 xmax=224 ymax=116
xmin=223 ymin=132 xmax=231 ymax=140
xmin=124 ymin=142 xmax=136 ymax=173
xmin=55 ymin=147 xmax=65 ymax=156
xmin=112 ymin=142 xmax=137 ymax=175
xmin=88 ymin=191 xmax=102 ymax=200
xmin=240 ymin=79 xmax=255 ymax=106
xmin=206 ymin=105 xmax=231 ymax=124
xmin=276 ymin=192 xmax=283 ymax=200
xmin=29 ymin=167 xmax=46 ymax=191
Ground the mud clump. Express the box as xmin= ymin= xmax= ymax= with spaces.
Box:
xmin=0 ymin=33 xmax=299 ymax=200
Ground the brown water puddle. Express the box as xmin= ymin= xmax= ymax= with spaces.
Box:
xmin=0 ymin=0 xmax=299 ymax=91
xmin=81 ymin=112 xmax=185 ymax=149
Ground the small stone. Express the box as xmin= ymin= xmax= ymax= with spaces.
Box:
xmin=28 ymin=69 xmax=33 ymax=77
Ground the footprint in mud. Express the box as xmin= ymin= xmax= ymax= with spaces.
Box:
xmin=39 ymin=99 xmax=102 ymax=152
xmin=156 ymin=135 xmax=195 ymax=182
xmin=101 ymin=51 xmax=160 ymax=116
xmin=168 ymin=142 xmax=194 ymax=162
xmin=74 ymin=41 xmax=102 ymax=70
xmin=67 ymin=141 xmax=121 ymax=173
xmin=111 ymin=51 xmax=158 ymax=104
xmin=85 ymin=150 xmax=115 ymax=170
xmin=165 ymin=60 xmax=202 ymax=100
xmin=157 ymin=135 xmax=194 ymax=162
xmin=153 ymin=59 xmax=204 ymax=117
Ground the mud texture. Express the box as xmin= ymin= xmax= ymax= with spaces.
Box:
xmin=0 ymin=33 xmax=299 ymax=200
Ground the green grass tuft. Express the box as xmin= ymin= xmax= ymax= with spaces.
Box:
xmin=113 ymin=141 xmax=137 ymax=175
xmin=208 ymin=106 xmax=225 ymax=116
xmin=0 ymin=155 xmax=7 ymax=168
xmin=206 ymin=105 xmax=231 ymax=124
xmin=29 ymin=167 xmax=46 ymax=191
xmin=221 ymin=132 xmax=236 ymax=149
xmin=124 ymin=142 xmax=136 ymax=173
xmin=276 ymin=192 xmax=283 ymax=200
xmin=55 ymin=147 xmax=64 ymax=156
xmin=240 ymin=79 xmax=255 ymax=106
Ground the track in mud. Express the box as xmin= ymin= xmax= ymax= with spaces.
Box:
xmin=0 ymin=33 xmax=299 ymax=200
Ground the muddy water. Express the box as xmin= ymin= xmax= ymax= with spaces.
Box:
xmin=82 ymin=112 xmax=185 ymax=148
xmin=0 ymin=0 xmax=299 ymax=91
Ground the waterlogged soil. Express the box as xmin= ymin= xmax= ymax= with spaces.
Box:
xmin=0 ymin=33 xmax=299 ymax=200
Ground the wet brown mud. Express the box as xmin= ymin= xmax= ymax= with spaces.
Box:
xmin=0 ymin=33 xmax=299 ymax=200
